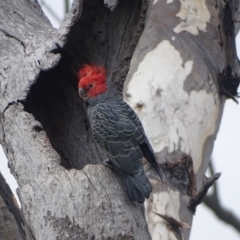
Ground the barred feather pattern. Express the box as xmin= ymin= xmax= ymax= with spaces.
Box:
xmin=78 ymin=65 xmax=163 ymax=203
xmin=87 ymin=99 xmax=163 ymax=203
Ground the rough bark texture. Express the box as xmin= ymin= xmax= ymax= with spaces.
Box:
xmin=124 ymin=0 xmax=240 ymax=239
xmin=0 ymin=172 xmax=33 ymax=240
xmin=0 ymin=0 xmax=152 ymax=239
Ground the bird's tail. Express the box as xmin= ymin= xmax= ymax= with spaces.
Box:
xmin=123 ymin=168 xmax=152 ymax=204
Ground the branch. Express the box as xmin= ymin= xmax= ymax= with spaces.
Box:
xmin=39 ymin=0 xmax=62 ymax=23
xmin=188 ymin=173 xmax=221 ymax=213
xmin=204 ymin=195 xmax=240 ymax=234
xmin=203 ymin=161 xmax=240 ymax=234
xmin=65 ymin=0 xmax=70 ymax=14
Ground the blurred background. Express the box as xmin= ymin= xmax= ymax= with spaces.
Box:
xmin=1 ymin=1 xmax=239 ymax=239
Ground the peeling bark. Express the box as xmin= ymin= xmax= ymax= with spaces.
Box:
xmin=0 ymin=0 xmax=152 ymax=239
xmin=125 ymin=0 xmax=240 ymax=239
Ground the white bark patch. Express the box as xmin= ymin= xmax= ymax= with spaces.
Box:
xmin=126 ymin=40 xmax=219 ymax=172
xmin=167 ymin=0 xmax=173 ymax=3
xmin=173 ymin=0 xmax=210 ymax=35
xmin=145 ymin=190 xmax=180 ymax=240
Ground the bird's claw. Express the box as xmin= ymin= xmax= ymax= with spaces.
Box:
xmin=102 ymin=159 xmax=114 ymax=169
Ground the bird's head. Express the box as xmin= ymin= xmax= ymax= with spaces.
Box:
xmin=78 ymin=64 xmax=107 ymax=101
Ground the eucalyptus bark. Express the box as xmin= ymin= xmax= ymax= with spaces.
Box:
xmin=125 ymin=0 xmax=240 ymax=239
xmin=0 ymin=0 xmax=152 ymax=239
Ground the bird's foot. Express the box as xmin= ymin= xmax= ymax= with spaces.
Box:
xmin=102 ymin=159 xmax=114 ymax=169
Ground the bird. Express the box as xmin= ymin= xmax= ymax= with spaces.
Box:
xmin=78 ymin=64 xmax=163 ymax=203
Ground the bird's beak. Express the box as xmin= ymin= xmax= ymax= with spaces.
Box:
xmin=78 ymin=88 xmax=88 ymax=100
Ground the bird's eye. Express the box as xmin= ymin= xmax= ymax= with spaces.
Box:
xmin=89 ymin=84 xmax=93 ymax=88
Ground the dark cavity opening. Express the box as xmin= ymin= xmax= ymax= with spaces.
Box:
xmin=23 ymin=57 xmax=105 ymax=169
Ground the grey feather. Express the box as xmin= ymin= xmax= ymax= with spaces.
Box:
xmin=85 ymin=96 xmax=163 ymax=203
xmin=78 ymin=76 xmax=163 ymax=202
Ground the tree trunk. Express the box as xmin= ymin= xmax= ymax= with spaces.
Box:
xmin=0 ymin=0 xmax=152 ymax=239
xmin=125 ymin=0 xmax=240 ymax=239
xmin=1 ymin=0 xmax=239 ymax=240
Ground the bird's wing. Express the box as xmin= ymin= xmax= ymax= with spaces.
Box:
xmin=90 ymin=103 xmax=145 ymax=176
xmin=118 ymin=101 xmax=164 ymax=181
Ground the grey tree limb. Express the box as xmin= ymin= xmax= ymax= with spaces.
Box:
xmin=204 ymin=195 xmax=240 ymax=234
xmin=39 ymin=0 xmax=62 ymax=23
xmin=203 ymin=161 xmax=240 ymax=234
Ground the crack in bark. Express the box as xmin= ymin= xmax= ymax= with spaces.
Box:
xmin=2 ymin=100 xmax=23 ymax=115
xmin=83 ymin=170 xmax=98 ymax=193
xmin=98 ymin=178 xmax=113 ymax=211
xmin=53 ymin=176 xmax=64 ymax=190
xmin=63 ymin=170 xmax=73 ymax=191
xmin=0 ymin=28 xmax=26 ymax=50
